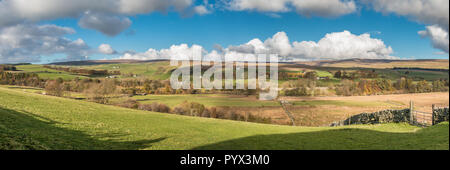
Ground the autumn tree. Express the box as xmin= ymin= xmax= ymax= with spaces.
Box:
xmin=45 ymin=80 xmax=65 ymax=97
xmin=85 ymin=79 xmax=117 ymax=104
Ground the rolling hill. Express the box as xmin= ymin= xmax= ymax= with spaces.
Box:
xmin=297 ymin=59 xmax=450 ymax=69
xmin=0 ymin=86 xmax=448 ymax=150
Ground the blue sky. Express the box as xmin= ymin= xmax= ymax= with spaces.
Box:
xmin=0 ymin=0 xmax=448 ymax=64
xmin=53 ymin=8 xmax=446 ymax=61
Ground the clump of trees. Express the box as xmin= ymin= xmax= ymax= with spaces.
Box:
xmin=172 ymin=101 xmax=206 ymax=117
xmin=279 ymin=71 xmax=319 ymax=81
xmin=112 ymin=99 xmax=272 ymax=124
xmin=334 ymin=78 xmax=448 ymax=96
xmin=138 ymin=102 xmax=171 ymax=113
xmin=116 ymin=99 xmax=140 ymax=109
xmin=283 ymin=79 xmax=318 ymax=96
xmin=43 ymin=65 xmax=120 ymax=76
xmin=171 ymin=101 xmax=271 ymax=124
xmin=45 ymin=78 xmax=65 ymax=97
xmin=334 ymin=70 xmax=378 ymax=79
xmin=0 ymin=65 xmax=17 ymax=71
xmin=0 ymin=71 xmax=43 ymax=87
xmin=282 ymin=75 xmax=448 ymax=97
xmin=119 ymin=79 xmax=171 ymax=95
xmin=84 ymin=79 xmax=118 ymax=104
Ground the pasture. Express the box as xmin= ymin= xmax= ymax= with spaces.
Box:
xmin=126 ymin=92 xmax=449 ymax=126
xmin=0 ymin=87 xmax=448 ymax=150
xmin=131 ymin=94 xmax=280 ymax=107
xmin=75 ymin=61 xmax=175 ymax=80
xmin=12 ymin=60 xmax=449 ymax=88
xmin=15 ymin=65 xmax=88 ymax=80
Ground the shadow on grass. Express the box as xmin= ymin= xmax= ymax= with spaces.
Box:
xmin=0 ymin=107 xmax=166 ymax=150
xmin=192 ymin=124 xmax=449 ymax=150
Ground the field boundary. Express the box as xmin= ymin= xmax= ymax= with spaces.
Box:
xmin=279 ymin=100 xmax=296 ymax=126
xmin=331 ymin=101 xmax=449 ymax=127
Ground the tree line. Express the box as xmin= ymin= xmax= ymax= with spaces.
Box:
xmin=43 ymin=65 xmax=121 ymax=76
xmin=0 ymin=65 xmax=17 ymax=71
xmin=283 ymin=78 xmax=449 ymax=97
xmin=117 ymin=100 xmax=272 ymax=124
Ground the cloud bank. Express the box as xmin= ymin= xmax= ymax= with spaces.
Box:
xmin=226 ymin=0 xmax=449 ymax=53
xmin=227 ymin=0 xmax=357 ymax=17
xmin=0 ymin=24 xmax=90 ymax=63
xmin=363 ymin=0 xmax=449 ymax=53
xmin=0 ymin=0 xmax=447 ymax=63
xmin=120 ymin=31 xmax=396 ymax=61
xmin=0 ymin=0 xmax=208 ymax=36
xmin=419 ymin=25 xmax=449 ymax=53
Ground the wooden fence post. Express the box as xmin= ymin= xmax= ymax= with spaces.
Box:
xmin=432 ymin=104 xmax=436 ymax=126
xmin=348 ymin=114 xmax=351 ymax=125
xmin=409 ymin=101 xmax=414 ymax=125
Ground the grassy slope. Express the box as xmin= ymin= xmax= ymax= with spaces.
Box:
xmin=377 ymin=69 xmax=449 ymax=81
xmin=15 ymin=65 xmax=88 ymax=80
xmin=131 ymin=94 xmax=280 ymax=107
xmin=131 ymin=95 xmax=395 ymax=108
xmin=0 ymin=87 xmax=448 ymax=150
xmin=77 ymin=61 xmax=175 ymax=80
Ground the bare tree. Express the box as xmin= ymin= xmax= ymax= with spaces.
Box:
xmin=85 ymin=79 xmax=117 ymax=104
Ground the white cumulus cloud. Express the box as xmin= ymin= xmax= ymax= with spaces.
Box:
xmin=194 ymin=5 xmax=212 ymax=15
xmin=119 ymin=31 xmax=396 ymax=61
xmin=227 ymin=0 xmax=357 ymax=17
xmin=363 ymin=0 xmax=449 ymax=30
xmin=290 ymin=31 xmax=395 ymax=60
xmin=121 ymin=44 xmax=206 ymax=60
xmin=0 ymin=24 xmax=91 ymax=64
xmin=98 ymin=44 xmax=117 ymax=55
xmin=0 ymin=0 xmax=208 ymax=36
xmin=290 ymin=0 xmax=356 ymax=17
xmin=363 ymin=0 xmax=449 ymax=53
xmin=419 ymin=25 xmax=449 ymax=53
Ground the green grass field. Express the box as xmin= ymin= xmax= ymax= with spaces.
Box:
xmin=75 ymin=61 xmax=175 ymax=80
xmin=15 ymin=62 xmax=447 ymax=88
xmin=377 ymin=69 xmax=449 ymax=81
xmin=131 ymin=94 xmax=280 ymax=107
xmin=131 ymin=94 xmax=394 ymax=108
xmin=0 ymin=86 xmax=448 ymax=150
xmin=15 ymin=65 xmax=88 ymax=80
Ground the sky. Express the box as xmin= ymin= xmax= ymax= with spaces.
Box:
xmin=0 ymin=0 xmax=449 ymax=64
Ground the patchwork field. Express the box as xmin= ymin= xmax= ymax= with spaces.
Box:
xmin=116 ymin=91 xmax=449 ymax=126
xmin=68 ymin=61 xmax=175 ymax=80
xmin=15 ymin=65 xmax=89 ymax=80
xmin=1 ymin=87 xmax=448 ymax=150
xmin=2 ymin=59 xmax=449 ymax=150
xmin=11 ymin=59 xmax=449 ymax=87
xmin=298 ymin=59 xmax=450 ymax=69
xmin=131 ymin=94 xmax=280 ymax=107
xmin=281 ymin=92 xmax=449 ymax=126
xmin=3 ymin=85 xmax=448 ymax=126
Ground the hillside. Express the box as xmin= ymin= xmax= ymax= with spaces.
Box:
xmin=0 ymin=87 xmax=448 ymax=150
xmin=297 ymin=59 xmax=450 ymax=69
xmin=49 ymin=59 xmax=169 ymax=66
